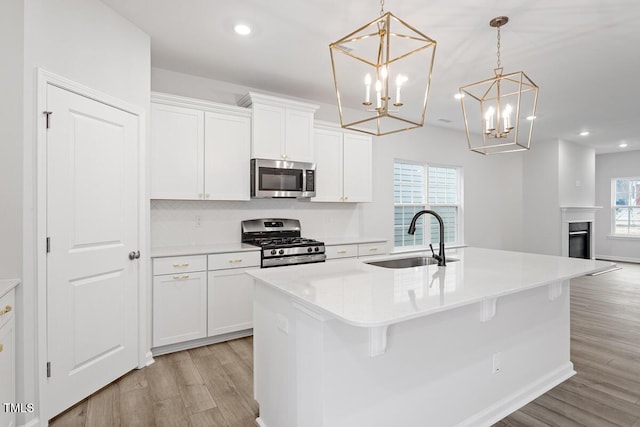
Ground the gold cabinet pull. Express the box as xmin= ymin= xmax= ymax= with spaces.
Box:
xmin=229 ymin=259 xmax=243 ymax=264
xmin=0 ymin=305 xmax=11 ymax=316
xmin=172 ymin=274 xmax=190 ymax=280
xmin=336 ymin=250 xmax=347 ymax=254
xmin=172 ymin=263 xmax=189 ymax=268
xmin=0 ymin=343 xmax=3 ymax=353
xmin=369 ymin=248 xmax=379 ymax=252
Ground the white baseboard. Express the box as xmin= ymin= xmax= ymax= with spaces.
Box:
xmin=255 ymin=417 xmax=268 ymax=427
xmin=457 ymin=363 xmax=576 ymax=427
xmin=595 ymin=254 xmax=640 ymax=264
xmin=151 ymin=329 xmax=253 ymax=356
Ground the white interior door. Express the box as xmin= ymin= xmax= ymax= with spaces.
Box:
xmin=45 ymin=84 xmax=139 ymax=418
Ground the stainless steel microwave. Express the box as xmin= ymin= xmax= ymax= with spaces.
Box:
xmin=251 ymin=158 xmax=316 ymax=198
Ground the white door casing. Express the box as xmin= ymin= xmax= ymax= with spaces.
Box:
xmin=44 ymin=84 xmax=139 ymax=418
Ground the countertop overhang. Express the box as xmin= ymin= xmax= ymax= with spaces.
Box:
xmin=248 ymin=247 xmax=614 ymax=328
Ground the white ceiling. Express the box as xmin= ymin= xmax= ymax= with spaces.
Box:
xmin=101 ymin=0 xmax=640 ymax=153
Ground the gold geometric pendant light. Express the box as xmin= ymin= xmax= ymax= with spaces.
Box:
xmin=459 ymin=17 xmax=539 ymax=155
xmin=329 ymin=0 xmax=437 ymax=136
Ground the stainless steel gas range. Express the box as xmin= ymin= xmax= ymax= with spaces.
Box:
xmin=241 ymin=218 xmax=326 ymax=268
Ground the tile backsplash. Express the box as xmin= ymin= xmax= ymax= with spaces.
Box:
xmin=150 ymin=199 xmax=363 ymax=248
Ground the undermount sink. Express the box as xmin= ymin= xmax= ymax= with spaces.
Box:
xmin=365 ymin=256 xmax=459 ymax=269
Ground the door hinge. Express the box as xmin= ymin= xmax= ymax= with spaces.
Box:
xmin=43 ymin=111 xmax=53 ymax=129
xmin=46 ymin=362 xmax=51 ymax=378
xmin=46 ymin=237 xmax=51 ymax=253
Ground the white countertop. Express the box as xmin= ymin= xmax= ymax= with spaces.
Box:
xmin=248 ymin=247 xmax=614 ymax=328
xmin=151 ymin=237 xmax=388 ymax=258
xmin=0 ymin=278 xmax=20 ymax=298
xmin=151 ymin=243 xmax=260 ymax=258
xmin=323 ymin=237 xmax=387 ymax=246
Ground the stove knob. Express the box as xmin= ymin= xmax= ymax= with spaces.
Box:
xmin=314 ymin=247 xmax=320 ymax=252
xmin=307 ymin=247 xmax=313 ymax=253
xmin=278 ymin=249 xmax=285 ymax=255
xmin=270 ymin=249 xmax=277 ymax=255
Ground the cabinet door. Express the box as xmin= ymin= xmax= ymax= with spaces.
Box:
xmin=311 ymin=129 xmax=343 ymax=202
xmin=343 ymin=133 xmax=373 ymax=202
xmin=251 ymin=103 xmax=285 ymax=160
xmin=0 ymin=317 xmax=15 ymax=427
xmin=150 ymin=103 xmax=204 ymax=199
xmin=285 ymin=109 xmax=314 ymax=162
xmin=204 ymin=112 xmax=251 ymax=200
xmin=208 ymin=269 xmax=255 ymax=337
xmin=153 ymin=271 xmax=207 ymax=347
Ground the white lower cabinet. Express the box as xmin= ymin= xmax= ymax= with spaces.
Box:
xmin=152 ymin=251 xmax=260 ymax=350
xmin=326 ymin=241 xmax=388 ymax=261
xmin=152 ymin=256 xmax=207 ymax=347
xmin=0 ymin=289 xmax=15 ymax=427
xmin=207 ymin=252 xmax=260 ymax=337
xmin=325 ymin=244 xmax=358 ymax=260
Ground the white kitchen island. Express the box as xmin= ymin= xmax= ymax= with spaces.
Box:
xmin=248 ymin=247 xmax=613 ymax=427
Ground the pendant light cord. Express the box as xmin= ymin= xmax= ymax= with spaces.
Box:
xmin=496 ymin=25 xmax=502 ymax=68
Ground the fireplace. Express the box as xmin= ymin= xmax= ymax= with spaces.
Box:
xmin=561 ymin=206 xmax=600 ymax=259
xmin=568 ymin=222 xmax=591 ymax=259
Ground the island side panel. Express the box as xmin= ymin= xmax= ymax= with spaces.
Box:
xmin=254 ymin=278 xmax=574 ymax=427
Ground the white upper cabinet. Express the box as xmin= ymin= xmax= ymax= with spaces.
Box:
xmin=312 ymin=128 xmax=343 ymax=202
xmin=239 ymin=92 xmax=318 ymax=163
xmin=150 ymin=93 xmax=251 ymax=200
xmin=312 ymin=122 xmax=373 ymax=203
xmin=151 ymin=103 xmax=204 ymax=199
xmin=342 ymin=132 xmax=373 ymax=202
xmin=203 ymin=111 xmax=250 ymax=201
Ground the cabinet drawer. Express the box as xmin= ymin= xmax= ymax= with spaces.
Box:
xmin=358 ymin=242 xmax=387 ymax=257
xmin=208 ymin=251 xmax=260 ymax=270
xmin=0 ymin=291 xmax=15 ymax=330
xmin=153 ymin=255 xmax=207 ymax=275
xmin=325 ymin=244 xmax=357 ymax=260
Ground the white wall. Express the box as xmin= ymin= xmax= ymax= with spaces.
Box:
xmin=522 ymin=139 xmax=561 ymax=255
xmin=0 ymin=0 xmax=23 ymax=279
xmin=361 ymin=125 xmax=524 ymax=252
xmin=20 ymin=1 xmax=150 ymax=424
xmin=595 ymin=150 xmax=640 ymax=262
xmin=522 ymin=139 xmax=597 ymax=256
xmin=151 ymin=68 xmax=525 ymax=252
xmin=559 ymin=140 xmax=595 ymax=206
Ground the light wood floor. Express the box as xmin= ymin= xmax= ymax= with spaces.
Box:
xmin=51 ymin=262 xmax=640 ymax=427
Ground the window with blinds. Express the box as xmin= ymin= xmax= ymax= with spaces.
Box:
xmin=394 ymin=162 xmax=426 ymax=247
xmin=427 ymin=166 xmax=460 ymax=245
xmin=612 ymin=177 xmax=640 ymax=237
xmin=394 ymin=161 xmax=461 ymax=248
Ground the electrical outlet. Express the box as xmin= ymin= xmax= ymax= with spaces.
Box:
xmin=492 ymin=352 xmax=501 ymax=374
xmin=195 ymin=215 xmax=202 ymax=228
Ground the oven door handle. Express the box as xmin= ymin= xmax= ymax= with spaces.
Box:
xmin=569 ymin=231 xmax=588 ymax=235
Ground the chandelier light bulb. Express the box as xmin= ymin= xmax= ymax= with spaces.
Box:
xmin=503 ymin=104 xmax=512 ymax=132
xmin=364 ymin=74 xmax=372 ymax=105
xmin=485 ymin=106 xmax=495 ymax=133
xmin=375 ymin=80 xmax=382 ymax=109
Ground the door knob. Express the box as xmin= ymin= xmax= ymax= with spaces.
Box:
xmin=128 ymin=250 xmax=141 ymax=260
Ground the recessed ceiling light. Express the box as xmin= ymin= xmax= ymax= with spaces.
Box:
xmin=619 ymin=143 xmax=628 ymax=148
xmin=454 ymin=93 xmax=464 ymax=99
xmin=579 ymin=131 xmax=590 ymax=136
xmin=234 ymin=24 xmax=251 ymax=35
xmin=526 ymin=115 xmax=536 ymax=120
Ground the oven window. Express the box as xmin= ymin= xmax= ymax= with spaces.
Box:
xmin=259 ymin=167 xmax=303 ymax=191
